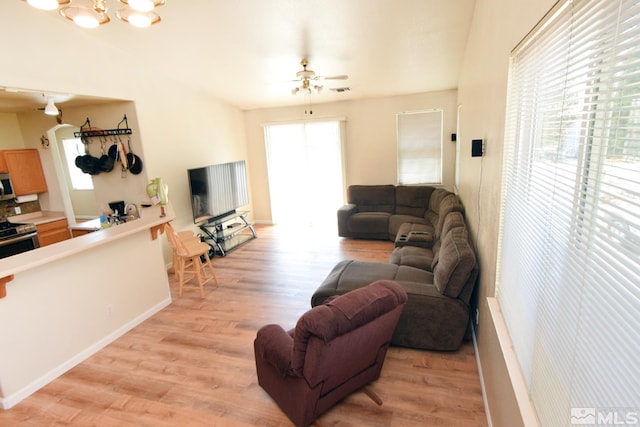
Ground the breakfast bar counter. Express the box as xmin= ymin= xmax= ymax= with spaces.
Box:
xmin=0 ymin=204 xmax=174 ymax=409
xmin=0 ymin=204 xmax=173 ymax=296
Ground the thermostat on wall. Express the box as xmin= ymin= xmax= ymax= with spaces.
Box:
xmin=472 ymin=139 xmax=484 ymax=157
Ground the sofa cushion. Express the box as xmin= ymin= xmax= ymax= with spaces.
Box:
xmin=441 ymin=211 xmax=466 ymax=238
xmin=389 ymin=246 xmax=434 ymax=271
xmin=424 ymin=189 xmax=451 ymax=232
xmin=348 ymin=185 xmax=395 ymax=213
xmin=311 ymin=260 xmax=433 ymax=305
xmin=348 ymin=212 xmax=391 ymax=237
xmin=427 ymin=188 xmax=450 ymax=214
xmin=395 ymin=186 xmax=433 ymax=217
xmin=433 ymin=194 xmax=464 ymax=240
xmin=430 ymin=212 xmax=467 ymax=270
xmin=433 ymin=227 xmax=477 ymax=298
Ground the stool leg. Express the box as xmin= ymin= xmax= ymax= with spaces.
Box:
xmin=204 ymin=254 xmax=218 ymax=288
xmin=193 ymin=255 xmax=205 ymax=298
xmin=177 ymin=257 xmax=186 ymax=297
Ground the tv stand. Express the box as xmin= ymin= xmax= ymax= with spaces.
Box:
xmin=198 ymin=211 xmax=256 ymax=256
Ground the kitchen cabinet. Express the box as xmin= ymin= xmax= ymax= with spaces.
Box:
xmin=36 ymin=219 xmax=71 ymax=247
xmin=71 ymin=228 xmax=96 ymax=238
xmin=0 ymin=149 xmax=48 ymax=195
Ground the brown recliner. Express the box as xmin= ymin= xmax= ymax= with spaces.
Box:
xmin=254 ymin=280 xmax=408 ymax=427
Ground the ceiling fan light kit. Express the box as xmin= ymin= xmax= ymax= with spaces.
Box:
xmin=290 ymin=59 xmax=348 ymax=96
xmin=22 ymin=0 xmax=165 ymax=28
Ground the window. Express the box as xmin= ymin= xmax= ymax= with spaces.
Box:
xmin=397 ymin=110 xmax=442 ymax=185
xmin=497 ymin=0 xmax=640 ymax=425
xmin=62 ymin=138 xmax=93 ymax=190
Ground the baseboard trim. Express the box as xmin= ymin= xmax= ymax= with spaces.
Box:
xmin=0 ymin=297 xmax=171 ymax=410
xmin=472 ymin=321 xmax=494 ymax=427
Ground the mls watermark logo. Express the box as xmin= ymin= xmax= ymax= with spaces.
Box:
xmin=571 ymin=407 xmax=639 ymax=425
xmin=571 ymin=408 xmax=596 ymax=424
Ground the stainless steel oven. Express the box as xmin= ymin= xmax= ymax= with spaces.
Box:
xmin=0 ymin=173 xmax=16 ymax=201
xmin=0 ymin=222 xmax=40 ymax=259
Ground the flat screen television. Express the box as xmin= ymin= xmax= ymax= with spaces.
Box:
xmin=187 ymin=160 xmax=250 ymax=224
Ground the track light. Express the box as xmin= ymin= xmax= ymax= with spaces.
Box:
xmin=44 ymin=97 xmax=59 ymax=116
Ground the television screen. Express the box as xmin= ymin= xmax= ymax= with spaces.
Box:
xmin=188 ymin=160 xmax=250 ymax=224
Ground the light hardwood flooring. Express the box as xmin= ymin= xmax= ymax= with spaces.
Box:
xmin=0 ymin=224 xmax=487 ymax=426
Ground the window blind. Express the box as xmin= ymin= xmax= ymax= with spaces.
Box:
xmin=397 ymin=110 xmax=443 ymax=185
xmin=497 ymin=0 xmax=640 ymax=425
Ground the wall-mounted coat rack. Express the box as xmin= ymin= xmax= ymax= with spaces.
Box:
xmin=74 ymin=115 xmax=132 ymax=139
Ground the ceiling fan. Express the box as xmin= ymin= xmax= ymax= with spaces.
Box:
xmin=291 ymin=59 xmax=348 ymax=95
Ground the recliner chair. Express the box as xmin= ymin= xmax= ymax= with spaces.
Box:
xmin=253 ymin=280 xmax=408 ymax=426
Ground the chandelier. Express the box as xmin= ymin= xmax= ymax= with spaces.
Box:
xmin=23 ymin=0 xmax=165 ymax=28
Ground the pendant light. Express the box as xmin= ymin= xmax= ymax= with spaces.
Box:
xmin=60 ymin=0 xmax=109 ymax=28
xmin=116 ymin=0 xmax=163 ymax=27
xmin=118 ymin=0 xmax=165 ymax=12
xmin=24 ymin=0 xmax=69 ymax=11
xmin=44 ymin=97 xmax=59 ymax=116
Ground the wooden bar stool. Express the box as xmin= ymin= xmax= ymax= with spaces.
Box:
xmin=164 ymin=222 xmax=218 ymax=297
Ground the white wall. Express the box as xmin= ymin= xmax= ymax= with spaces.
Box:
xmin=0 ymin=114 xmax=25 ymax=148
xmin=244 ymin=90 xmax=458 ymax=223
xmin=456 ymin=0 xmax=558 ymax=425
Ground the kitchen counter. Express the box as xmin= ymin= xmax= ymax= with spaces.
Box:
xmin=0 ymin=204 xmax=174 ymax=296
xmin=0 ymin=204 xmax=174 ymax=409
xmin=8 ymin=210 xmax=66 ymax=225
xmin=69 ymin=217 xmax=101 ymax=232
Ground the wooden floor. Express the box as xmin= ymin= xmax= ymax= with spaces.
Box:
xmin=0 ymin=224 xmax=487 ymax=426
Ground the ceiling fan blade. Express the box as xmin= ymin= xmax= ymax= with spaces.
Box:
xmin=318 ymin=75 xmax=349 ymax=81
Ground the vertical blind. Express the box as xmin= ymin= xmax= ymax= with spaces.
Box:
xmin=498 ymin=0 xmax=640 ymax=425
xmin=263 ymin=120 xmax=344 ymax=227
xmin=397 ymin=110 xmax=443 ymax=185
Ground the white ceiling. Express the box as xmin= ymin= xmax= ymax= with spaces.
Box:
xmin=2 ymin=0 xmax=476 ymax=112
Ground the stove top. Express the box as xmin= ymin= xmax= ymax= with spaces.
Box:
xmin=0 ymin=221 xmax=37 ymax=240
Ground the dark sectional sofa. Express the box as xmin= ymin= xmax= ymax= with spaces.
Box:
xmin=337 ymin=184 xmax=464 ymax=241
xmin=314 ymin=185 xmax=478 ymax=351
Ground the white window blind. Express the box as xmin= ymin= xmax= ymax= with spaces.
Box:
xmin=397 ymin=110 xmax=442 ymax=185
xmin=264 ymin=120 xmax=344 ymax=227
xmin=497 ymin=0 xmax=640 ymax=425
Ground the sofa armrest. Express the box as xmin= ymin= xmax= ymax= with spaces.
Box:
xmin=254 ymin=324 xmax=294 ymax=376
xmin=337 ymin=204 xmax=357 ymax=237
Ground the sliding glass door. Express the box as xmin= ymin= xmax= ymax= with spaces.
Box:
xmin=264 ymin=120 xmax=344 ymax=229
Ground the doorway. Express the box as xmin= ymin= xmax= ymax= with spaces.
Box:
xmin=47 ymin=124 xmax=99 ymax=224
xmin=264 ymin=120 xmax=345 ymax=230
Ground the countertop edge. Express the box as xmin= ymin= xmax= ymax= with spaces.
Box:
xmin=8 ymin=211 xmax=67 ymax=225
xmin=0 ymin=205 xmax=174 ymax=279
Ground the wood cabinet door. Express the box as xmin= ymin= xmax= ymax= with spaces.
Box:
xmin=36 ymin=219 xmax=71 ymax=247
xmin=3 ymin=149 xmax=48 ymax=195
